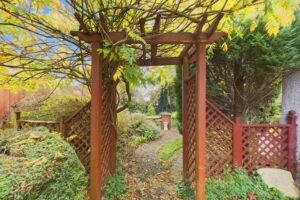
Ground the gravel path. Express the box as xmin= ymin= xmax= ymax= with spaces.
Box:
xmin=124 ymin=129 xmax=183 ymax=200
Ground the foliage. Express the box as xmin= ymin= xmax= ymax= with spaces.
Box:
xmin=174 ymin=65 xmax=182 ymax=133
xmin=21 ymin=95 xmax=88 ymax=121
xmin=104 ymin=163 xmax=126 ymax=200
xmin=117 ymin=111 xmax=161 ymax=147
xmin=176 ymin=182 xmax=195 ymax=200
xmin=159 ymin=138 xmax=182 ymax=161
xmin=0 ymin=127 xmax=88 ymax=200
xmin=146 ymin=104 xmax=156 ymax=116
xmin=0 ymin=0 xmax=298 ymax=92
xmin=207 ymin=18 xmax=300 ymax=122
xmin=206 ymin=168 xmax=291 ymax=200
xmin=131 ymin=121 xmax=160 ymax=146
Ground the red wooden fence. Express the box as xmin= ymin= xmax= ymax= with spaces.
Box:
xmin=0 ymin=89 xmax=25 ymax=120
xmin=183 ymin=75 xmax=298 ymax=190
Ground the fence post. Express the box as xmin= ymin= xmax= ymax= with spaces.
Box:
xmin=59 ymin=116 xmax=65 ymax=137
xmin=14 ymin=111 xmax=21 ymax=130
xmin=287 ymin=110 xmax=297 ymax=179
xmin=233 ymin=117 xmax=243 ymax=167
xmin=182 ymin=56 xmax=189 ymax=180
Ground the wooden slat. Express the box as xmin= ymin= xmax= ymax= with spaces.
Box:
xmin=137 ymin=57 xmax=181 ymax=66
xmin=151 ymin=14 xmax=162 ymax=59
xmin=71 ymin=31 xmax=224 ymax=44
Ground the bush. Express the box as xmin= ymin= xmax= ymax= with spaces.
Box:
xmin=177 ymin=169 xmax=291 ymax=200
xmin=176 ymin=182 xmax=194 ymax=200
xmin=131 ymin=121 xmax=160 ymax=146
xmin=0 ymin=127 xmax=88 ymax=200
xmin=146 ymin=104 xmax=156 ymax=116
xmin=103 ymin=164 xmax=126 ymax=200
xmin=206 ymin=168 xmax=290 ymax=200
xmin=117 ymin=111 xmax=161 ymax=147
xmin=22 ymin=95 xmax=88 ymax=121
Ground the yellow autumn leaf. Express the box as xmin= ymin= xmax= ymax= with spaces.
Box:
xmin=221 ymin=42 xmax=228 ymax=52
xmin=54 ymin=151 xmax=63 ymax=158
xmin=113 ymin=66 xmax=124 ymax=81
xmin=250 ymin=21 xmax=258 ymax=32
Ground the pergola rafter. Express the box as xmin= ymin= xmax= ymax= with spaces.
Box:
xmin=71 ymin=12 xmax=226 ymax=66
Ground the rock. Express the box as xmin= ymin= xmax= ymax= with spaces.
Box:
xmin=257 ymin=168 xmax=299 ymax=199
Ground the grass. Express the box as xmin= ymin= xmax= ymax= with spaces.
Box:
xmin=159 ymin=138 xmax=182 ymax=161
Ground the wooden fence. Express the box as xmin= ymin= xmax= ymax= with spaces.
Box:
xmin=0 ymin=90 xmax=25 ymax=128
xmin=183 ymin=75 xmax=297 ymax=191
xmin=16 ymin=102 xmax=91 ymax=172
xmin=17 ymin=91 xmax=298 ymax=183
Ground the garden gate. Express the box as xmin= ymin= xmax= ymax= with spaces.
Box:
xmin=69 ymin=11 xmax=297 ymax=200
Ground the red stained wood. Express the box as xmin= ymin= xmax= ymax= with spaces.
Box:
xmin=195 ymin=43 xmax=206 ymax=200
xmin=233 ymin=117 xmax=243 ymax=167
xmin=137 ymin=57 xmax=181 ymax=66
xmin=182 ymin=56 xmax=189 ymax=180
xmin=90 ymin=42 xmax=103 ymax=200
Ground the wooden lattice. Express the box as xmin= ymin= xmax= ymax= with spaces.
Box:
xmin=63 ymin=102 xmax=91 ymax=172
xmin=206 ymin=101 xmax=233 ymax=176
xmin=185 ymin=76 xmax=197 ymax=188
xmin=242 ymin=125 xmax=290 ymax=172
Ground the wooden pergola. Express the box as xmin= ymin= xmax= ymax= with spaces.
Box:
xmin=71 ymin=13 xmax=224 ymax=200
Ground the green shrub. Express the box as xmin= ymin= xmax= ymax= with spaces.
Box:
xmin=146 ymin=103 xmax=156 ymax=116
xmin=159 ymin=138 xmax=182 ymax=161
xmin=131 ymin=121 xmax=160 ymax=146
xmin=206 ymin=168 xmax=291 ymax=200
xmin=117 ymin=111 xmax=161 ymax=147
xmin=0 ymin=127 xmax=88 ymax=200
xmin=176 ymin=182 xmax=194 ymax=200
xmin=22 ymin=95 xmax=88 ymax=121
xmin=104 ymin=164 xmax=126 ymax=200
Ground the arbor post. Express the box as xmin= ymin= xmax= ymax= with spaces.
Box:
xmin=182 ymin=56 xmax=189 ymax=180
xmin=287 ymin=110 xmax=297 ymax=179
xmin=233 ymin=117 xmax=243 ymax=167
xmin=14 ymin=111 xmax=21 ymax=130
xmin=58 ymin=116 xmax=65 ymax=136
xmin=195 ymin=43 xmax=206 ymax=200
xmin=90 ymin=42 xmax=103 ymax=200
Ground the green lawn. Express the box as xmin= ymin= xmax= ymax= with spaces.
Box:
xmin=159 ymin=138 xmax=182 ymax=161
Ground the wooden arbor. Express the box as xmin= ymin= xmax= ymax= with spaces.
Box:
xmin=71 ymin=13 xmax=224 ymax=200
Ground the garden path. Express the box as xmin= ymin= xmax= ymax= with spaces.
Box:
xmin=124 ymin=129 xmax=183 ymax=199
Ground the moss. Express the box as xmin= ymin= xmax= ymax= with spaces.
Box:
xmin=0 ymin=127 xmax=87 ymax=200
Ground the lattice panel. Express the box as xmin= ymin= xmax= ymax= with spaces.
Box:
xmin=242 ymin=125 xmax=289 ymax=172
xmin=185 ymin=77 xmax=197 ymax=188
xmin=63 ymin=102 xmax=91 ymax=172
xmin=205 ymin=101 xmax=234 ymax=176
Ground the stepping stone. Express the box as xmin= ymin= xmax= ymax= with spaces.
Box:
xmin=257 ymin=168 xmax=299 ymax=199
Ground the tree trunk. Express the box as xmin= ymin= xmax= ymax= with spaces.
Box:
xmin=233 ymin=60 xmax=247 ymax=123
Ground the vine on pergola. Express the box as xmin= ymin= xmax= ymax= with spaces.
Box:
xmin=0 ymin=0 xmax=298 ymax=110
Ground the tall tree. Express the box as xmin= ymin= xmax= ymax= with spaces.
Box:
xmin=207 ymin=18 xmax=300 ymax=123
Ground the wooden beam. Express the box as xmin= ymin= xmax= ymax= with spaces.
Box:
xmin=137 ymin=57 xmax=181 ymax=66
xmin=179 ymin=14 xmax=208 ymax=59
xmin=151 ymin=13 xmax=161 ymax=59
xmin=139 ymin=19 xmax=146 ymax=59
xmin=71 ymin=31 xmax=224 ymax=44
xmin=195 ymin=43 xmax=206 ymax=200
xmin=205 ymin=13 xmax=224 ymax=37
xmin=90 ymin=42 xmax=103 ymax=200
